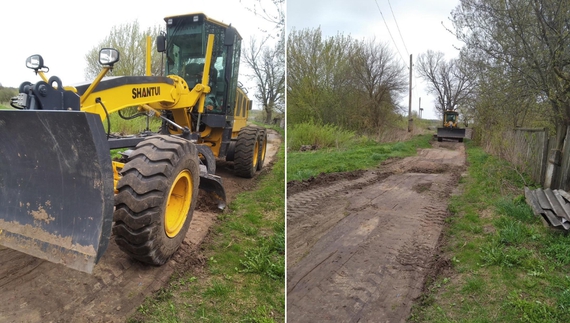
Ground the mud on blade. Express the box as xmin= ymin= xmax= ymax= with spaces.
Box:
xmin=0 ymin=110 xmax=114 ymax=273
xmin=199 ymin=173 xmax=227 ymax=210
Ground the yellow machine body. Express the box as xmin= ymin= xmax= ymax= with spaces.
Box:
xmin=0 ymin=13 xmax=264 ymax=273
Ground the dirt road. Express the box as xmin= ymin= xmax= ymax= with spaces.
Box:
xmin=287 ymin=141 xmax=466 ymax=323
xmin=0 ymin=129 xmax=281 ymax=323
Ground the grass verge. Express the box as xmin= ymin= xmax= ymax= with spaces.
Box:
xmin=287 ymin=134 xmax=432 ymax=182
xmin=410 ymin=140 xmax=570 ymax=323
xmin=287 ymin=122 xmax=357 ymax=151
xmin=128 ymin=142 xmax=285 ymax=323
xmin=104 ymin=110 xmax=162 ymax=135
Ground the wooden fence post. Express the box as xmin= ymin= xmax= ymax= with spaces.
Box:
xmin=557 ymin=126 xmax=570 ymax=190
xmin=544 ymin=136 xmax=560 ymax=189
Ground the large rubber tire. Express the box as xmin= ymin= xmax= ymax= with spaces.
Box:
xmin=225 ymin=141 xmax=236 ymax=162
xmin=257 ymin=129 xmax=268 ymax=171
xmin=196 ymin=144 xmax=216 ymax=174
xmin=113 ymin=135 xmax=199 ymax=265
xmin=234 ymin=126 xmax=260 ymax=178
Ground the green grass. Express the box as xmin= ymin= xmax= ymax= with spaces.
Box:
xmin=287 ymin=133 xmax=432 ymax=181
xmin=128 ymin=143 xmax=285 ymax=323
xmin=410 ymin=140 xmax=570 ymax=323
xmin=104 ymin=110 xmax=162 ymax=135
xmin=287 ymin=121 xmax=357 ymax=151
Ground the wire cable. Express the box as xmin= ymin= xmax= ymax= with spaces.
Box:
xmin=387 ymin=0 xmax=409 ymax=57
xmin=118 ymin=109 xmax=146 ymax=120
xmin=374 ymin=0 xmax=408 ymax=69
xmin=96 ymin=97 xmax=111 ymax=139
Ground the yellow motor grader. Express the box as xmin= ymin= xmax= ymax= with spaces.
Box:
xmin=436 ymin=110 xmax=466 ymax=142
xmin=0 ymin=13 xmax=267 ymax=273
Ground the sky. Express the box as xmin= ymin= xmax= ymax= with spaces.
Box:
xmin=287 ymin=0 xmax=463 ymax=120
xmin=0 ymin=0 xmax=277 ymax=107
xmin=1 ymin=0 xmax=460 ymax=119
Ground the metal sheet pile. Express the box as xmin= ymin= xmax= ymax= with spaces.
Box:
xmin=525 ymin=187 xmax=570 ymax=230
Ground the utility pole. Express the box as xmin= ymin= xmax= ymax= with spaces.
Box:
xmin=419 ymin=97 xmax=422 ymax=119
xmin=407 ymin=54 xmax=413 ymax=132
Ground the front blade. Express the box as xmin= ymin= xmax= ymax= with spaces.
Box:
xmin=0 ymin=110 xmax=114 ymax=273
xmin=199 ymin=173 xmax=227 ymax=210
xmin=437 ymin=127 xmax=466 ymax=139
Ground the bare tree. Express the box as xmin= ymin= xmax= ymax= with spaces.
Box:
xmin=240 ymin=0 xmax=285 ymax=124
xmin=240 ymin=0 xmax=284 ymax=32
xmin=84 ymin=21 xmax=162 ymax=79
xmin=416 ymin=50 xmax=475 ymax=118
xmin=243 ymin=36 xmax=285 ymax=124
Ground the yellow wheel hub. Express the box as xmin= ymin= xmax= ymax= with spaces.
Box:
xmin=253 ymin=139 xmax=259 ymax=168
xmin=164 ymin=170 xmax=193 ymax=238
xmin=260 ymin=138 xmax=267 ymax=162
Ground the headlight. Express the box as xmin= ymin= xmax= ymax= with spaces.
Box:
xmin=99 ymin=48 xmax=120 ymax=66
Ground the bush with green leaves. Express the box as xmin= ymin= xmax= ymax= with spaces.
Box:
xmin=287 ymin=121 xmax=356 ymax=151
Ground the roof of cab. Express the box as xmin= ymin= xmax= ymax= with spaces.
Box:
xmin=163 ymin=12 xmax=242 ymax=39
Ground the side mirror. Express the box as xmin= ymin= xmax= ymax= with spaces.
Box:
xmin=224 ymin=26 xmax=236 ymax=46
xmin=156 ymin=34 xmax=166 ymax=53
xmin=26 ymin=55 xmax=44 ymax=70
xmin=99 ymin=48 xmax=120 ymax=66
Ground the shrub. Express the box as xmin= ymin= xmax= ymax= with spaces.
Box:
xmin=287 ymin=121 xmax=356 ymax=151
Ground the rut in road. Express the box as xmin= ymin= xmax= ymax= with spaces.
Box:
xmin=287 ymin=142 xmax=465 ymax=323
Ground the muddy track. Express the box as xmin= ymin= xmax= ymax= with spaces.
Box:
xmin=287 ymin=141 xmax=466 ymax=323
xmin=0 ymin=130 xmax=282 ymax=323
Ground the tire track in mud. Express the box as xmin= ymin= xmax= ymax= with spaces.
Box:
xmin=287 ymin=142 xmax=465 ymax=323
xmin=287 ymin=171 xmax=391 ymax=269
xmin=287 ymin=171 xmax=381 ymax=220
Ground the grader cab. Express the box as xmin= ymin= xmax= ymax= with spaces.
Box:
xmin=0 ymin=13 xmax=267 ymax=273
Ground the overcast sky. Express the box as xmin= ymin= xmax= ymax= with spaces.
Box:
xmin=0 ymin=0 xmax=276 ymax=106
xmin=2 ymin=1 xmax=460 ymax=119
xmin=287 ymin=0 xmax=462 ymax=120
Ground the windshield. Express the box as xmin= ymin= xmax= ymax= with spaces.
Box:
xmin=445 ymin=113 xmax=457 ymax=122
xmin=163 ymin=14 xmax=241 ymax=115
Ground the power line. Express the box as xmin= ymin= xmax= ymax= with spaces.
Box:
xmin=373 ymin=0 xmax=408 ymax=69
xmin=386 ymin=0 xmax=409 ymax=57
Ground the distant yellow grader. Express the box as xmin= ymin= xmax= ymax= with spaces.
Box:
xmin=436 ymin=110 xmax=466 ymax=142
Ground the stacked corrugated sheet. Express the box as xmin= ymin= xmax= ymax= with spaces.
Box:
xmin=524 ymin=187 xmax=570 ymax=230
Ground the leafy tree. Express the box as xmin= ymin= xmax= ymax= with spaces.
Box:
xmin=451 ymin=0 xmax=570 ymax=173
xmin=0 ymin=87 xmax=17 ymax=104
xmin=287 ymin=28 xmax=407 ymax=136
xmin=84 ymin=20 xmax=162 ymax=79
xmin=287 ymin=28 xmax=357 ymax=127
xmin=287 ymin=27 xmax=327 ymax=124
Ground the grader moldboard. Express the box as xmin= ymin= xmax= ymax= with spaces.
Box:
xmin=0 ymin=13 xmax=268 ymax=273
